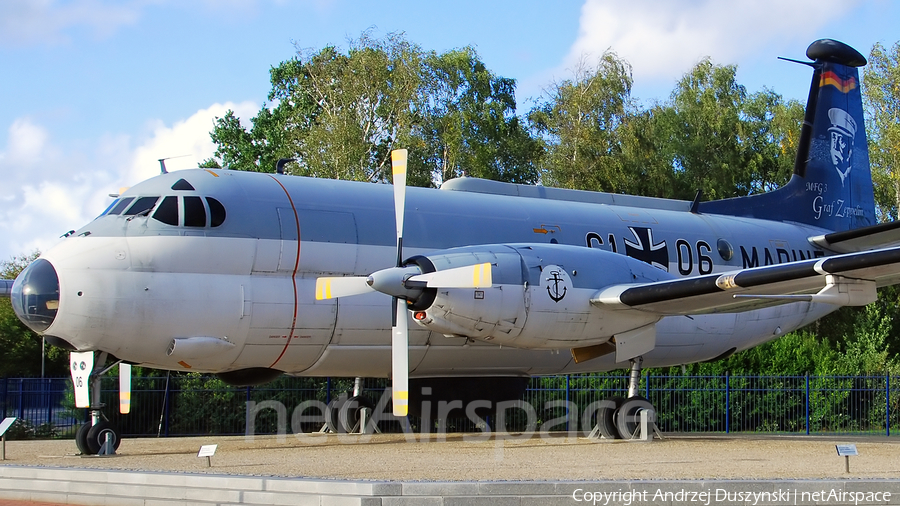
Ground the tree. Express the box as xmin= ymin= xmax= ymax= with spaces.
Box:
xmin=0 ymin=251 xmax=68 ymax=377
xmin=422 ymin=48 xmax=541 ymax=184
xmin=205 ymin=32 xmax=540 ymax=187
xmin=529 ymin=52 xmax=634 ymax=192
xmin=864 ymin=41 xmax=900 ymax=222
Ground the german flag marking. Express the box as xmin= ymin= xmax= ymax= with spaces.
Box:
xmin=819 ymin=71 xmax=857 ymax=93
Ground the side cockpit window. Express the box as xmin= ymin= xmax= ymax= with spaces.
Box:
xmin=107 ymin=197 xmax=135 ymax=215
xmin=184 ymin=196 xmax=206 ymax=227
xmin=207 ymin=197 xmax=226 ymax=227
xmin=152 ymin=196 xmax=179 ymax=226
xmin=124 ymin=196 xmax=160 ymax=216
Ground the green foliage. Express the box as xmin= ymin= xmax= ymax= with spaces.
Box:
xmin=529 ymin=52 xmax=634 ymax=192
xmin=3 ymin=418 xmax=58 ymax=440
xmin=205 ymin=32 xmax=540 ymax=187
xmin=864 ymin=42 xmax=900 ymax=222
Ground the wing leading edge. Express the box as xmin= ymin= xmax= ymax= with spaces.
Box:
xmin=592 ymin=246 xmax=900 ymax=316
xmin=810 ymin=221 xmax=900 ymax=253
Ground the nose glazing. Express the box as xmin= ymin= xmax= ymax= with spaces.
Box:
xmin=11 ymin=258 xmax=60 ymax=333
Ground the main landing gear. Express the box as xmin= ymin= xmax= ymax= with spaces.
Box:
xmin=592 ymin=357 xmax=661 ymax=440
xmin=322 ymin=377 xmax=379 ymax=434
xmin=71 ymin=351 xmax=127 ymax=455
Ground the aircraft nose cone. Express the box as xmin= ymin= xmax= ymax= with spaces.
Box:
xmin=11 ymin=258 xmax=60 ymax=333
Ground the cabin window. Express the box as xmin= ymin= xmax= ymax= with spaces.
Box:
xmin=207 ymin=197 xmax=226 ymax=227
xmin=184 ymin=196 xmax=207 ymax=227
xmin=107 ymin=197 xmax=134 ymax=215
xmin=152 ymin=196 xmax=179 ymax=226
xmin=123 ymin=196 xmax=159 ymax=216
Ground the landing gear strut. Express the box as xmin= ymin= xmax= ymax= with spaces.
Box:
xmin=591 ymin=357 xmax=661 ymax=440
xmin=71 ymin=351 xmax=125 ymax=455
xmin=322 ymin=378 xmax=379 ymax=434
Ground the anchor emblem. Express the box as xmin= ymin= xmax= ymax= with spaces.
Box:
xmin=546 ymin=269 xmax=567 ymax=302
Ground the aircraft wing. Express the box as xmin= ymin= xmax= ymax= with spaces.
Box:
xmin=809 ymin=221 xmax=900 ymax=253
xmin=0 ymin=280 xmax=11 ymax=298
xmin=592 ymin=246 xmax=900 ymax=316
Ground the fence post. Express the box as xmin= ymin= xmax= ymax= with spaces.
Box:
xmin=887 ymin=374 xmax=891 ymax=437
xmin=44 ymin=378 xmax=51 ymax=427
xmin=565 ymin=375 xmax=570 ymax=432
xmin=164 ymin=382 xmax=171 ymax=437
xmin=16 ymin=379 xmax=23 ymax=420
xmin=805 ymin=374 xmax=810 ymax=436
xmin=725 ymin=373 xmax=730 ymax=434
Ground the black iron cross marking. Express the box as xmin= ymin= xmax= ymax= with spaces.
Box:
xmin=624 ymin=227 xmax=669 ymax=271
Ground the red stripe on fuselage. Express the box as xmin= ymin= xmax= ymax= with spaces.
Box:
xmin=267 ymin=175 xmax=302 ymax=369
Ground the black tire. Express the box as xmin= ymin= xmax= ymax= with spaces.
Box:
xmin=615 ymin=396 xmax=655 ymax=439
xmin=597 ymin=396 xmax=624 ymax=439
xmin=75 ymin=423 xmax=92 ymax=455
xmin=85 ymin=421 xmax=121 ymax=455
xmin=324 ymin=398 xmax=347 ymax=434
xmin=338 ymin=395 xmax=375 ymax=433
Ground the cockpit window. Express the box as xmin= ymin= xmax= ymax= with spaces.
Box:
xmin=207 ymin=197 xmax=226 ymax=227
xmin=108 ymin=197 xmax=135 ymax=215
xmin=152 ymin=196 xmax=179 ymax=226
xmin=171 ymin=179 xmax=195 ymax=191
xmin=184 ymin=196 xmax=206 ymax=227
xmin=124 ymin=196 xmax=160 ymax=216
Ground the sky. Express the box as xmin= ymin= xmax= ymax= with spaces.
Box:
xmin=1 ymin=0 xmax=898 ymax=263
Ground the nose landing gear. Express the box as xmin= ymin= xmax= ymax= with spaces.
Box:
xmin=70 ymin=351 xmax=128 ymax=455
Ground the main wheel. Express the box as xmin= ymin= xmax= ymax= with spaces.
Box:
xmin=324 ymin=398 xmax=347 ymax=433
xmin=74 ymin=423 xmax=92 ymax=455
xmin=338 ymin=395 xmax=375 ymax=433
xmin=597 ymin=396 xmax=624 ymax=439
xmin=85 ymin=421 xmax=121 ymax=455
xmin=615 ymin=396 xmax=654 ymax=439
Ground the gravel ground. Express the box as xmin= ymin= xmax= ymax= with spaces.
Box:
xmin=2 ymin=433 xmax=899 ymax=481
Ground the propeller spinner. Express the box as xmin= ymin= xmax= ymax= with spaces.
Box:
xmin=315 ymin=149 xmax=492 ymax=416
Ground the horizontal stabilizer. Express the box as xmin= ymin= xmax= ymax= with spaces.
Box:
xmin=592 ymin=245 xmax=900 ymax=315
xmin=810 ymin=221 xmax=900 ymax=253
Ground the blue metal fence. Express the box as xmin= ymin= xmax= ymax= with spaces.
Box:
xmin=1 ymin=374 xmax=897 ymax=437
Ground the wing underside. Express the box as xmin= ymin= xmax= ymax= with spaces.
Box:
xmin=592 ymin=246 xmax=900 ymax=315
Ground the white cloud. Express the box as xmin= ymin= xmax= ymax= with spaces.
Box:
xmin=0 ymin=0 xmax=144 ymax=47
xmin=565 ymin=0 xmax=860 ymax=83
xmin=0 ymin=101 xmax=258 ymax=263
xmin=122 ymin=101 xmax=258 ymax=187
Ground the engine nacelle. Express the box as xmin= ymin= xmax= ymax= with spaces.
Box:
xmin=410 ymin=244 xmax=670 ymax=349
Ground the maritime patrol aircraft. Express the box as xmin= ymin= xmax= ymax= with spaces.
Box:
xmin=4 ymin=39 xmax=900 ymax=452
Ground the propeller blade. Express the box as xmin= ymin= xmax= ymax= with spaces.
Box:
xmin=391 ymin=149 xmax=408 ymax=267
xmin=391 ymin=299 xmax=409 ymax=417
xmin=407 ymin=262 xmax=493 ymax=289
xmin=315 ymin=277 xmax=374 ymax=300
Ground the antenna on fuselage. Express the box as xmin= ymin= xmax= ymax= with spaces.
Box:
xmin=275 ymin=158 xmax=296 ymax=175
xmin=157 ymin=154 xmax=192 ymax=174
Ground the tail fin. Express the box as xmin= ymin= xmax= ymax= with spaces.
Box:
xmin=701 ymin=39 xmax=875 ymax=232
